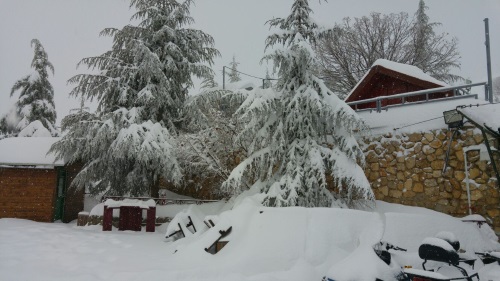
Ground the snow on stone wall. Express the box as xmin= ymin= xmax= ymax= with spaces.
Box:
xmin=360 ymin=127 xmax=500 ymax=231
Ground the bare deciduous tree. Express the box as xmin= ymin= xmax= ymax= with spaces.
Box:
xmin=316 ymin=0 xmax=461 ymax=99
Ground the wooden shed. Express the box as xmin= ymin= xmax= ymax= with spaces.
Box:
xmin=345 ymin=59 xmax=453 ymax=110
xmin=0 ymin=137 xmax=83 ymax=223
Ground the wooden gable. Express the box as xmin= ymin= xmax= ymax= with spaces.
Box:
xmin=345 ymin=63 xmax=453 ymax=110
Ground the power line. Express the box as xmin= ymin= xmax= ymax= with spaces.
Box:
xmin=222 ymin=66 xmax=278 ymax=81
xmin=391 ymin=102 xmax=494 ymax=131
xmin=393 ymin=116 xmax=443 ymax=131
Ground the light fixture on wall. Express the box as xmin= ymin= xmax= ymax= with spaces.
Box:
xmin=443 ymin=109 xmax=464 ymax=129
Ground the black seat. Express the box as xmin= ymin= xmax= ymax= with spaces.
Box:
xmin=419 ymin=238 xmax=459 ymax=266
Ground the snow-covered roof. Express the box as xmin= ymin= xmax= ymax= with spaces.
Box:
xmin=373 ymin=59 xmax=448 ymax=87
xmin=0 ymin=137 xmax=63 ymax=167
xmin=358 ymin=96 xmax=487 ymax=135
xmin=458 ymin=103 xmax=500 ymax=133
xmin=345 ymin=59 xmax=448 ymax=101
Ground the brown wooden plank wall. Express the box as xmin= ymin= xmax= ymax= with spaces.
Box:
xmin=0 ymin=167 xmax=57 ymax=222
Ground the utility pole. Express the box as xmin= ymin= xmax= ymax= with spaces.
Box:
xmin=222 ymin=66 xmax=226 ymax=90
xmin=484 ymin=18 xmax=493 ymax=103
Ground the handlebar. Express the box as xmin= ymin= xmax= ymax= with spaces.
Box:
xmin=376 ymin=241 xmax=407 ymax=252
xmin=388 ymin=244 xmax=407 ymax=252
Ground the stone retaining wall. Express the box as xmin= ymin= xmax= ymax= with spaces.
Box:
xmin=361 ymin=127 xmax=500 ymax=232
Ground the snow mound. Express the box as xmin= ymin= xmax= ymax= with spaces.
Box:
xmin=17 ymin=120 xmax=52 ymax=137
xmin=164 ymin=199 xmax=499 ymax=280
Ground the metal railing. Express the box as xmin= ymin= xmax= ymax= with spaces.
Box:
xmin=347 ymin=82 xmax=488 ymax=113
xmin=102 ymin=196 xmax=221 ymax=206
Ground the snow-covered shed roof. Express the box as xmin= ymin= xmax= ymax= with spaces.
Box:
xmin=345 ymin=59 xmax=449 ymax=102
xmin=371 ymin=59 xmax=448 ymax=87
xmin=358 ymin=96 xmax=487 ymax=135
xmin=458 ymin=103 xmax=500 ymax=135
xmin=0 ymin=137 xmax=63 ymax=168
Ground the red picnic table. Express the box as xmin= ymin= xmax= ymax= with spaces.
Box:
xmin=102 ymin=199 xmax=156 ymax=232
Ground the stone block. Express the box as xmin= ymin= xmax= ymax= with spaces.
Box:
xmin=405 ymin=157 xmax=416 ymax=169
xmin=404 ymin=179 xmax=413 ymax=190
xmin=477 ymin=161 xmax=488 ymax=172
xmin=431 ymin=160 xmax=445 ymax=170
xmin=429 ymin=139 xmax=443 ymax=149
xmin=380 ymin=186 xmax=389 ymax=196
xmin=403 ymin=190 xmax=416 ymax=198
xmin=390 ymin=190 xmax=403 ymax=198
xmin=427 ymin=154 xmax=437 ymax=162
xmin=369 ymin=172 xmax=379 ymax=181
xmin=423 ymin=145 xmax=435 ymax=155
xmin=424 ymin=133 xmax=435 ymax=142
xmin=413 ymin=183 xmax=424 ymax=193
xmin=408 ymin=133 xmax=423 ymax=142
xmin=487 ymin=208 xmax=500 ymax=218
xmin=471 ymin=190 xmax=483 ymax=201
xmin=469 ymin=168 xmax=481 ymax=180
xmin=397 ymin=163 xmax=405 ymax=171
xmin=454 ymin=171 xmax=465 ymax=181
xmin=414 ymin=143 xmax=423 ymax=153
xmin=449 ymin=160 xmax=458 ymax=168
xmin=404 ymin=142 xmax=415 ymax=149
xmin=424 ymin=179 xmax=438 ymax=187
xmin=437 ymin=131 xmax=447 ymax=140
xmin=433 ymin=170 xmax=442 ymax=178
xmin=439 ymin=192 xmax=452 ymax=199
xmin=386 ymin=167 xmax=397 ymax=175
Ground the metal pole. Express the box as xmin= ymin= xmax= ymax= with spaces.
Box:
xmin=484 ymin=18 xmax=494 ymax=103
xmin=463 ymin=149 xmax=472 ymax=215
xmin=223 ymin=66 xmax=226 ymax=90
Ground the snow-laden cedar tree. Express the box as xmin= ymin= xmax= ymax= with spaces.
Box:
xmin=228 ymin=55 xmax=241 ymax=83
xmin=175 ymin=87 xmax=247 ymax=197
xmin=410 ymin=0 xmax=461 ymax=84
xmin=2 ymin=39 xmax=58 ymax=137
xmin=50 ymin=0 xmax=219 ymax=197
xmin=221 ymin=0 xmax=374 ymax=208
xmin=315 ymin=0 xmax=461 ymax=99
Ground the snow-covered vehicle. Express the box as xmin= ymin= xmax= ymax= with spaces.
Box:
xmin=324 ymin=233 xmax=481 ymax=281
xmin=403 ymin=235 xmax=479 ymax=281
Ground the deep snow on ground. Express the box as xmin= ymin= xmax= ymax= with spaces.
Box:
xmin=1 ymin=199 xmax=500 ymax=281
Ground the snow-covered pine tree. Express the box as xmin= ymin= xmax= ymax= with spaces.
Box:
xmin=228 ymin=55 xmax=241 ymax=83
xmin=411 ymin=0 xmax=461 ymax=83
xmin=6 ymin=39 xmax=58 ymax=136
xmin=413 ymin=0 xmax=432 ymax=67
xmin=222 ymin=0 xmax=373 ymax=208
xmin=50 ymin=0 xmax=219 ymax=197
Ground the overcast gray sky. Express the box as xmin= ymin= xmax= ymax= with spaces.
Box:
xmin=1 ymin=0 xmax=499 ymax=125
